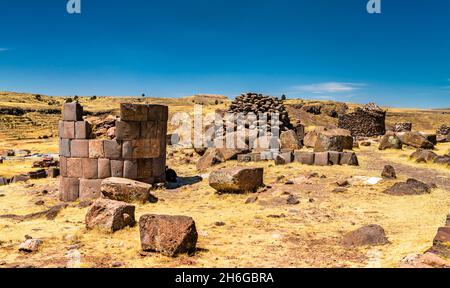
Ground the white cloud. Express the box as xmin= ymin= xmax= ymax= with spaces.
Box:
xmin=292 ymin=82 xmax=365 ymax=94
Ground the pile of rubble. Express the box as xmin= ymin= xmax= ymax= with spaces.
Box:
xmin=436 ymin=124 xmax=450 ymax=143
xmin=338 ymin=103 xmax=386 ymax=137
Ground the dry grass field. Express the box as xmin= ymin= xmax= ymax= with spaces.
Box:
xmin=0 ymin=92 xmax=449 ymax=268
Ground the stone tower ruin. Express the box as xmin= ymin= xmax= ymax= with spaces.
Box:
xmin=58 ymin=102 xmax=168 ymax=202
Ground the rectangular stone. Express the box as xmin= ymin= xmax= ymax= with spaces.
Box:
xmin=152 ymin=156 xmax=165 ymax=178
xmin=294 ymin=151 xmax=315 ymax=165
xmin=137 ymin=159 xmax=153 ymax=178
xmin=280 ymin=151 xmax=293 ymax=163
xmin=82 ymin=158 xmax=98 ymax=179
xmin=340 ymin=152 xmax=359 ymax=166
xmin=79 ymin=179 xmax=102 ymax=201
xmin=110 ymin=160 xmax=124 ymax=177
xmin=237 ymin=154 xmax=253 ymax=163
xmin=120 ymin=103 xmax=148 ymax=121
xmin=329 ymin=151 xmax=342 ymax=165
xmin=60 ymin=121 xmax=75 ymax=139
xmin=59 ymin=139 xmax=71 ymax=157
xmin=48 ymin=167 xmax=60 ymax=178
xmin=123 ymin=160 xmax=138 ymax=179
xmin=104 ymin=140 xmax=122 ymax=159
xmin=63 ymin=102 xmax=83 ymax=121
xmin=98 ymin=158 xmax=111 ymax=179
xmin=140 ymin=121 xmax=159 ymax=139
xmin=60 ymin=156 xmax=68 ymax=177
xmin=70 ymin=139 xmax=89 ymax=158
xmin=67 ymin=158 xmax=83 ymax=178
xmin=314 ymin=152 xmax=330 ymax=166
xmin=75 ymin=121 xmax=91 ymax=139
xmin=115 ymin=120 xmax=141 ymax=140
xmin=89 ymin=140 xmax=105 ymax=158
xmin=59 ymin=177 xmax=79 ymax=202
xmin=122 ymin=139 xmax=160 ymax=159
xmin=147 ymin=105 xmax=168 ymax=122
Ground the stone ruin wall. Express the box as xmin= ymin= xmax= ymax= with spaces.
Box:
xmin=59 ymin=102 xmax=168 ymax=202
xmin=338 ymin=108 xmax=386 ymax=137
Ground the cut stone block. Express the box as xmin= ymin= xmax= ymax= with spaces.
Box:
xmin=152 ymin=156 xmax=165 ymax=179
xmin=140 ymin=121 xmax=159 ymax=139
xmin=209 ymin=167 xmax=264 ymax=193
xmin=340 ymin=152 xmax=359 ymax=166
xmin=75 ymin=121 xmax=91 ymax=139
xmin=123 ymin=160 xmax=138 ymax=179
xmin=67 ymin=158 xmax=83 ymax=178
xmin=294 ymin=151 xmax=315 ymax=165
xmin=85 ymin=198 xmax=136 ymax=232
xmin=79 ymin=179 xmax=102 ymax=200
xmin=314 ymin=152 xmax=330 ymax=166
xmin=122 ymin=139 xmax=160 ymax=159
xmin=70 ymin=140 xmax=89 ymax=158
xmin=98 ymin=158 xmax=111 ymax=179
xmin=120 ymin=103 xmax=148 ymax=121
xmin=110 ymin=160 xmax=124 ymax=177
xmin=89 ymin=140 xmax=105 ymax=158
xmin=101 ymin=177 xmax=157 ymax=203
xmin=237 ymin=154 xmax=253 ymax=162
xmin=115 ymin=120 xmax=141 ymax=140
xmin=59 ymin=156 xmax=68 ymax=177
xmin=139 ymin=214 xmax=197 ymax=257
xmin=59 ymin=177 xmax=80 ymax=202
xmin=59 ymin=139 xmax=71 ymax=157
xmin=329 ymin=151 xmax=342 ymax=165
xmin=63 ymin=102 xmax=83 ymax=121
xmin=47 ymin=167 xmax=60 ymax=178
xmin=137 ymin=159 xmax=153 ymax=179
xmin=147 ymin=105 xmax=169 ymax=122
xmin=82 ymin=158 xmax=98 ymax=179
xmin=60 ymin=121 xmax=75 ymax=139
xmin=104 ymin=140 xmax=122 ymax=159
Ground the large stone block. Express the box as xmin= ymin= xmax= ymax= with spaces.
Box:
xmin=280 ymin=130 xmax=302 ymax=150
xmin=340 ymin=152 xmax=359 ymax=166
xmin=82 ymin=158 xmax=98 ymax=179
xmin=209 ymin=167 xmax=264 ymax=193
xmin=104 ymin=140 xmax=122 ymax=159
xmin=147 ymin=105 xmax=168 ymax=122
xmin=59 ymin=139 xmax=71 ymax=157
xmin=63 ymin=102 xmax=83 ymax=121
xmin=85 ymin=198 xmax=136 ymax=232
xmin=59 ymin=177 xmax=79 ymax=202
xmin=67 ymin=158 xmax=83 ymax=178
xmin=137 ymin=159 xmax=153 ymax=178
xmin=397 ymin=132 xmax=434 ymax=149
xmin=115 ymin=120 xmax=141 ymax=140
xmin=70 ymin=140 xmax=89 ymax=158
xmin=120 ymin=103 xmax=148 ymax=121
xmin=75 ymin=121 xmax=91 ymax=139
xmin=139 ymin=214 xmax=197 ymax=257
xmin=101 ymin=177 xmax=157 ymax=203
xmin=122 ymin=139 xmax=160 ymax=159
xmin=89 ymin=140 xmax=105 ymax=158
xmin=98 ymin=158 xmax=111 ymax=179
xmin=60 ymin=121 xmax=75 ymax=139
xmin=140 ymin=121 xmax=159 ymax=139
xmin=314 ymin=152 xmax=330 ymax=166
xmin=328 ymin=151 xmax=342 ymax=165
xmin=294 ymin=151 xmax=315 ymax=165
xmin=110 ymin=160 xmax=124 ymax=177
xmin=152 ymin=156 xmax=166 ymax=179
xmin=79 ymin=179 xmax=102 ymax=201
xmin=60 ymin=156 xmax=68 ymax=177
xmin=123 ymin=160 xmax=138 ymax=179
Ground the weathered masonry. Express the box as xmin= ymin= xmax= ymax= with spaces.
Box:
xmin=59 ymin=102 xmax=168 ymax=202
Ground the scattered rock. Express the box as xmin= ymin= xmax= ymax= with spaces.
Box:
xmin=410 ymin=149 xmax=438 ymax=163
xmin=85 ymin=198 xmax=136 ymax=232
xmin=245 ymin=196 xmax=258 ymax=204
xmin=384 ymin=178 xmax=432 ymax=196
xmin=101 ymin=177 xmax=158 ymax=204
xmin=397 ymin=132 xmax=435 ymax=149
xmin=336 ymin=179 xmax=350 ymax=187
xmin=286 ymin=195 xmax=300 ymax=205
xmin=378 ymin=134 xmax=402 ymax=150
xmin=214 ymin=221 xmax=226 ymax=226
xmin=19 ymin=239 xmax=43 ymax=253
xmin=332 ymin=188 xmax=348 ymax=193
xmin=209 ymin=167 xmax=264 ymax=194
xmin=34 ymin=200 xmax=45 ymax=206
xmin=139 ymin=214 xmax=198 ymax=257
xmin=280 ymin=130 xmax=302 ymax=150
xmin=342 ymin=224 xmax=389 ymax=246
xmin=111 ymin=262 xmax=124 ymax=268
xmin=381 ymin=165 xmax=396 ymax=179
xmin=196 ymin=148 xmax=225 ymax=171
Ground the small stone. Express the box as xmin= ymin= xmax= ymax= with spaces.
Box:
xmin=336 ymin=179 xmax=350 ymax=187
xmin=19 ymin=239 xmax=43 ymax=253
xmin=381 ymin=165 xmax=397 ymax=179
xmin=245 ymin=196 xmax=258 ymax=204
xmin=287 ymin=195 xmax=300 ymax=205
xmin=342 ymin=224 xmax=389 ymax=246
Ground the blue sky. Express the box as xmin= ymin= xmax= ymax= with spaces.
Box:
xmin=0 ymin=0 xmax=449 ymax=108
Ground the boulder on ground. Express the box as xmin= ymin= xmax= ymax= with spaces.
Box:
xmin=305 ymin=128 xmax=353 ymax=150
xmin=409 ymin=149 xmax=438 ymax=163
xmin=342 ymin=224 xmax=389 ymax=246
xmin=85 ymin=198 xmax=136 ymax=232
xmin=18 ymin=239 xmax=43 ymax=253
xmin=381 ymin=165 xmax=397 ymax=179
xmin=209 ymin=167 xmax=264 ymax=193
xmin=101 ymin=177 xmax=157 ymax=203
xmin=139 ymin=214 xmax=198 ymax=257
xmin=314 ymin=134 xmax=345 ymax=152
xmin=397 ymin=132 xmax=435 ymax=149
xmin=216 ymin=148 xmax=250 ymax=161
xmin=280 ymin=130 xmax=302 ymax=150
xmin=340 ymin=152 xmax=359 ymax=166
xmin=378 ymin=134 xmax=402 ymax=150
xmin=384 ymin=178 xmax=432 ymax=196
xmin=196 ymin=148 xmax=225 ymax=170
